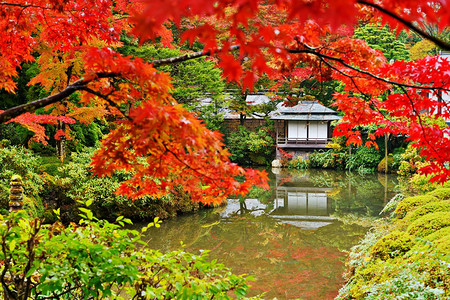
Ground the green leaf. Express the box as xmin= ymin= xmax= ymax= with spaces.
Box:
xmin=85 ymin=199 xmax=93 ymax=207
xmin=53 ymin=208 xmax=60 ymax=217
xmin=9 ymin=239 xmax=16 ymax=252
xmin=123 ymin=218 xmax=133 ymax=225
xmin=25 ymin=266 xmax=37 ymax=278
xmin=78 ymin=207 xmax=94 ymax=220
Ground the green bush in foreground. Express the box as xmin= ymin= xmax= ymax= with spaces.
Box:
xmin=427 ymin=187 xmax=450 ymax=200
xmin=407 ymin=211 xmax=450 ymax=237
xmin=424 ymin=227 xmax=450 ymax=253
xmin=425 ymin=226 xmax=450 ymax=242
xmin=394 ymin=195 xmax=439 ymax=218
xmin=370 ymin=230 xmax=413 ymax=260
xmin=404 ymin=200 xmax=450 ymax=222
xmin=0 ymin=209 xmax=256 ymax=299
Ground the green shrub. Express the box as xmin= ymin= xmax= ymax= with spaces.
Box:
xmin=430 ymin=233 xmax=450 ymax=254
xmin=287 ymin=157 xmax=309 ymax=169
xmin=308 ymin=150 xmax=348 ymax=170
xmin=346 ymin=146 xmax=382 ymax=173
xmin=370 ymin=231 xmax=413 ymax=260
xmin=427 ymin=188 xmax=450 ymax=200
xmin=391 ymin=147 xmax=405 ymax=171
xmin=308 ymin=150 xmax=333 ymax=168
xmin=394 ymin=195 xmax=439 ymax=218
xmin=338 ymin=231 xmax=450 ymax=300
xmin=405 ymin=243 xmax=450 ymax=287
xmin=47 ymin=148 xmax=201 ymax=221
xmin=444 ymin=181 xmax=450 ymax=188
xmin=225 ymin=126 xmax=275 ymax=166
xmin=337 ymin=190 xmax=450 ymax=300
xmin=397 ymin=146 xmax=424 ymax=176
xmin=407 ymin=212 xmax=450 ymax=237
xmin=405 ymin=200 xmax=450 ymax=222
xmin=406 ymin=173 xmax=443 ymax=193
xmin=365 ymin=270 xmax=446 ymax=300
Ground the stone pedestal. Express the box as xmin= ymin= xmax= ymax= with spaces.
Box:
xmin=9 ymin=175 xmax=24 ymax=212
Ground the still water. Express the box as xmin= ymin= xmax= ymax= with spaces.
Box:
xmin=141 ymin=169 xmax=399 ymax=299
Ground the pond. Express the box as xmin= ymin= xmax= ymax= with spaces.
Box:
xmin=140 ymin=169 xmax=400 ymax=299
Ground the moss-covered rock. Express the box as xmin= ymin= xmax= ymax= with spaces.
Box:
xmin=377 ymin=155 xmax=394 ymax=173
xmin=405 ymin=200 xmax=450 ymax=223
xmin=370 ymin=230 xmax=413 ymax=260
xmin=427 ymin=188 xmax=450 ymax=200
xmin=394 ymin=195 xmax=439 ymax=218
xmin=407 ymin=212 xmax=450 ymax=237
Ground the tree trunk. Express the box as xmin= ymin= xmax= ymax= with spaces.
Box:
xmin=56 ymin=121 xmax=67 ymax=162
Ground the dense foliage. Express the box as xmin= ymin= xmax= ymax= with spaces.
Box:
xmin=118 ymin=43 xmax=226 ymax=106
xmin=225 ymin=126 xmax=275 ymax=166
xmin=0 ymin=145 xmax=205 ymax=222
xmin=353 ymin=24 xmax=410 ymax=62
xmin=285 ymin=144 xmax=389 ymax=175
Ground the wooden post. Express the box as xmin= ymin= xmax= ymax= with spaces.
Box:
xmin=9 ymin=175 xmax=24 ymax=212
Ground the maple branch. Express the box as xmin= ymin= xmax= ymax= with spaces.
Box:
xmin=0 ymin=2 xmax=51 ymax=10
xmin=319 ymin=57 xmax=369 ymax=97
xmin=0 ymin=73 xmax=120 ymax=124
xmin=77 ymin=86 xmax=131 ymax=120
xmin=399 ymin=86 xmax=445 ymax=162
xmin=0 ymin=43 xmax=242 ymax=123
xmin=162 ymin=142 xmax=218 ymax=183
xmin=0 ymin=85 xmax=80 ymax=124
xmin=357 ymin=0 xmax=450 ymax=51
xmin=286 ymin=46 xmax=450 ymax=93
xmin=151 ymin=45 xmax=240 ymax=67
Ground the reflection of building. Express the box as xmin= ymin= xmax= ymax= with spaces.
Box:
xmin=220 ymin=198 xmax=267 ymax=218
xmin=272 ymin=187 xmax=332 ymax=216
xmin=271 ymin=186 xmax=335 ymax=230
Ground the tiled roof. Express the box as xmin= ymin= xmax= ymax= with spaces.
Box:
xmin=271 ymin=114 xmax=341 ymax=121
xmin=274 ymin=101 xmax=338 ymax=115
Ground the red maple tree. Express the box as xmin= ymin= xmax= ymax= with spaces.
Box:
xmin=0 ymin=0 xmax=449 ymax=203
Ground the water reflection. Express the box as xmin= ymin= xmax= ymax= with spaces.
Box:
xmin=141 ymin=169 xmax=399 ymax=299
xmin=221 ymin=168 xmax=398 ymax=230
